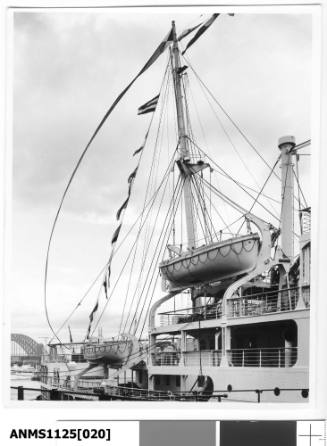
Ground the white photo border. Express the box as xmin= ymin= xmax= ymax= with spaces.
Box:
xmin=1 ymin=0 xmax=326 ymax=422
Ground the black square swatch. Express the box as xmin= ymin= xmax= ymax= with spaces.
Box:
xmin=220 ymin=421 xmax=296 ymax=446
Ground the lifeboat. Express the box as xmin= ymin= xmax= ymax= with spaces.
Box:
xmin=84 ymin=336 xmax=138 ymax=368
xmin=160 ymin=233 xmax=260 ymax=289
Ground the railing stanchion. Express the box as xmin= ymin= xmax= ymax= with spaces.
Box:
xmin=255 ymin=389 xmax=262 ymax=403
xmin=17 ymin=386 xmax=24 ymax=400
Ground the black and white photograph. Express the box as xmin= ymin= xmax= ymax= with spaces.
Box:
xmin=7 ymin=4 xmax=318 ymax=407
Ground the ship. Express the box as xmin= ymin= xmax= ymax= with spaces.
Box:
xmin=39 ymin=16 xmax=310 ymax=403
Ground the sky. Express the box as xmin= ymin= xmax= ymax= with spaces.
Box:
xmin=10 ymin=9 xmax=312 ymax=345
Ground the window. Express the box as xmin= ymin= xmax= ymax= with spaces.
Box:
xmin=176 ymin=375 xmax=180 ymax=387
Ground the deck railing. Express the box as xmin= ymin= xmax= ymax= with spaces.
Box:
xmin=302 ymin=285 xmax=310 ymax=308
xmin=183 ymin=350 xmax=222 ymax=367
xmin=13 ymin=383 xmax=309 ymax=402
xmin=151 ymin=352 xmax=180 ymax=366
xmin=40 ymin=375 xmax=103 ymax=390
xmin=300 ymin=208 xmax=311 ymax=233
xmin=227 ymin=287 xmax=300 ymax=318
xmin=151 ymin=347 xmax=296 ymax=368
xmin=151 ymin=350 xmax=222 ymax=367
xmin=157 ymin=286 xmax=308 ymax=328
xmin=158 ymin=303 xmax=222 ymax=326
xmin=227 ymin=347 xmax=297 ymax=367
xmin=41 ymin=353 xmax=85 ymax=364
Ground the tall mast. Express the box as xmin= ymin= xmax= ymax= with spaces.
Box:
xmin=278 ymin=135 xmax=295 ymax=261
xmin=171 ymin=21 xmax=197 ymax=249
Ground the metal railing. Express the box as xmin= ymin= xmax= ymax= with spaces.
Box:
xmin=77 ymin=379 xmax=103 ymax=390
xmin=183 ymin=350 xmax=222 ymax=367
xmin=158 ymin=303 xmax=222 ymax=326
xmin=11 ymin=384 xmax=309 ymax=402
xmin=157 ymin=286 xmax=308 ymax=328
xmin=40 ymin=375 xmax=103 ymax=390
xmin=302 ymin=285 xmax=310 ymax=308
xmin=227 ymin=287 xmax=300 ymax=318
xmin=151 ymin=352 xmax=180 ymax=366
xmin=151 ymin=350 xmax=222 ymax=367
xmin=41 ymin=353 xmax=85 ymax=364
xmin=300 ymin=208 xmax=311 ymax=233
xmin=227 ymin=347 xmax=297 ymax=367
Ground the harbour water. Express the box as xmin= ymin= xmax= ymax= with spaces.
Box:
xmin=10 ymin=374 xmax=41 ymax=400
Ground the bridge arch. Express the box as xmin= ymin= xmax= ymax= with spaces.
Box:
xmin=11 ymin=333 xmax=44 ymax=356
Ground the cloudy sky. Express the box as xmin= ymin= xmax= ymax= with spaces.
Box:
xmin=10 ymin=9 xmax=312 ymax=345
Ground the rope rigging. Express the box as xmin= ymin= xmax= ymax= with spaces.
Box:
xmin=44 ymin=17 xmax=310 ymax=359
xmin=118 ymin=61 xmax=173 ymax=336
xmin=184 ymin=55 xmax=282 ymax=182
xmin=133 ymin=177 xmax=187 ymax=339
xmin=121 ymin=175 xmax=182 ymax=336
xmin=187 ymin=136 xmax=281 ymax=223
xmin=183 ymin=55 xmax=307 ymax=214
xmin=127 ymin=178 xmax=185 ymax=336
xmin=49 ymin=143 xmax=178 ymax=345
xmin=43 ymin=26 xmax=179 ymax=346
xmin=188 ymin=63 xmax=279 ymax=219
xmin=92 ymin=176 xmax=185 ymax=338
xmin=119 ymin=75 xmax=177 ymax=337
xmin=90 ymin=152 xmax=179 ymax=337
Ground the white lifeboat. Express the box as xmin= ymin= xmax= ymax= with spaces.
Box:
xmin=160 ymin=233 xmax=260 ymax=289
xmin=83 ymin=335 xmax=140 ymax=369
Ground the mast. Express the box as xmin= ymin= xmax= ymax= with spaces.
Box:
xmin=278 ymin=135 xmax=295 ymax=261
xmin=171 ymin=21 xmax=197 ymax=249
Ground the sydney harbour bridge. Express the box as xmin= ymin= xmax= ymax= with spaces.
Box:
xmin=11 ymin=333 xmax=46 ymax=366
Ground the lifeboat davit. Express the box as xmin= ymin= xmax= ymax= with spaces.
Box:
xmin=160 ymin=233 xmax=260 ymax=289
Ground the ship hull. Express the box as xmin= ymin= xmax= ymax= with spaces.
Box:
xmin=148 ymin=365 xmax=308 ymax=403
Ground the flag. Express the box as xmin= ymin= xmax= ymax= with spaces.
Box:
xmin=103 ymin=278 xmax=108 ymax=300
xmin=102 ymin=159 xmax=142 ymax=300
xmin=75 ymin=28 xmax=175 ymax=344
xmin=116 ymin=197 xmax=129 ymax=221
xmin=105 ymin=263 xmax=111 ymax=287
xmin=68 ymin=325 xmax=73 ymax=343
xmin=128 ymin=166 xmax=138 ymax=184
xmin=137 ymin=94 xmax=159 ymax=115
xmin=138 ymin=27 xmax=174 ymax=76
xmin=133 ymin=130 xmax=149 ymax=156
xmin=178 ymin=22 xmax=202 ymax=41
xmin=86 ymin=300 xmax=99 ymax=338
xmin=47 ymin=26 xmax=174 ymax=269
xmin=102 ymin=223 xmax=121 ymax=295
xmin=111 ymin=223 xmax=122 ymax=244
xmin=89 ymin=301 xmax=99 ymax=322
xmin=182 ymin=14 xmax=220 ymax=55
xmin=133 ymin=145 xmax=144 ymax=156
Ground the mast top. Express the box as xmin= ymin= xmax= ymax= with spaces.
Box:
xmin=171 ymin=20 xmax=177 ymax=41
xmin=278 ymin=135 xmax=296 ymax=150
